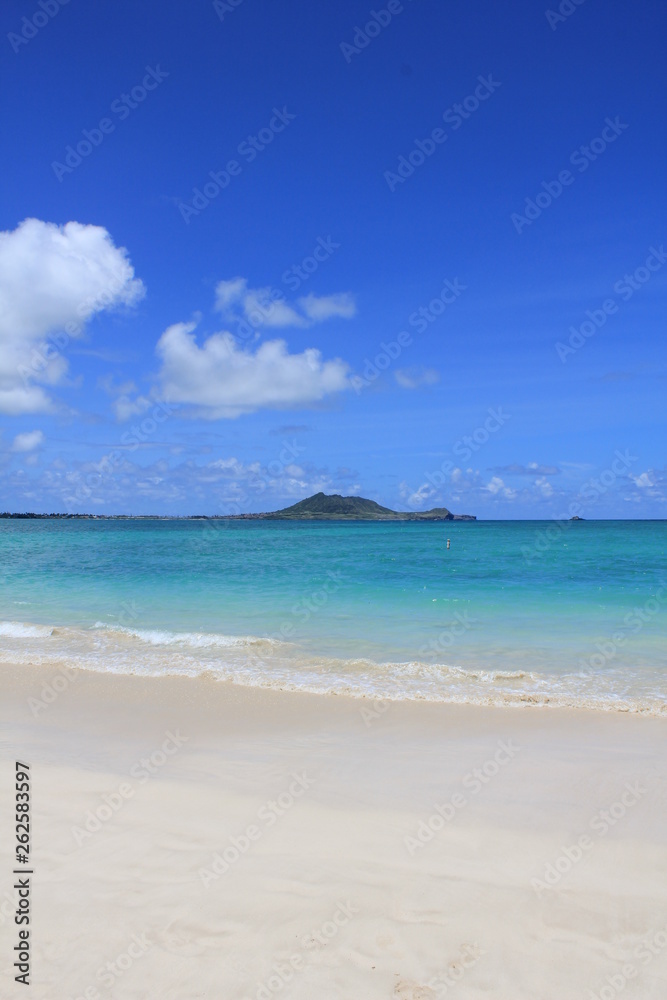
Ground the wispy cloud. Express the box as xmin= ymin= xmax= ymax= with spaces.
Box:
xmin=394 ymin=367 xmax=440 ymax=389
xmin=214 ymin=277 xmax=356 ymax=329
xmin=298 ymin=292 xmax=356 ymax=322
xmin=490 ymin=462 xmax=561 ymax=476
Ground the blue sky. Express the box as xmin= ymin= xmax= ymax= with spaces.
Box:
xmin=1 ymin=0 xmax=665 ymax=517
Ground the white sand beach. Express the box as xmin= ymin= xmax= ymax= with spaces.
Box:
xmin=1 ymin=663 xmax=666 ymax=999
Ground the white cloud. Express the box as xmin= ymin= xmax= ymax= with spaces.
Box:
xmin=398 ymin=480 xmax=437 ymax=509
xmin=2 ymin=451 xmax=360 ymax=512
xmin=214 ymin=277 xmax=248 ymax=311
xmin=0 ymin=218 xmax=145 ymax=415
xmin=484 ymin=476 xmax=517 ymax=499
xmin=623 ymin=468 xmax=666 ymax=503
xmin=298 ymin=292 xmax=356 ymax=322
xmin=244 ymin=287 xmax=305 ymax=328
xmin=12 ymin=430 xmax=44 ymax=452
xmin=0 ymin=386 xmax=56 ymax=415
xmin=394 ymin=367 xmax=440 ymax=389
xmin=152 ymin=318 xmax=350 ymax=419
xmin=214 ymin=278 xmax=355 ymax=330
xmin=98 ymin=375 xmax=154 ymax=421
xmin=534 ymin=475 xmax=554 ymax=497
xmin=107 ymin=393 xmax=156 ymax=422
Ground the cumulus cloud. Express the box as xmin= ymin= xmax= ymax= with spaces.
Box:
xmin=394 ymin=367 xmax=440 ymax=390
xmin=624 ymin=468 xmax=666 ymax=504
xmin=214 ymin=278 xmax=248 ymax=312
xmin=12 ymin=430 xmax=44 ymax=452
xmin=214 ymin=277 xmax=356 ymax=330
xmin=398 ymin=480 xmax=438 ymax=509
xmin=631 ymin=471 xmax=654 ymax=489
xmin=111 ymin=394 xmax=154 ymax=422
xmin=484 ymin=476 xmax=517 ymax=499
xmin=151 ymin=318 xmax=350 ymax=419
xmin=621 ymin=468 xmax=667 ymax=504
xmin=534 ymin=475 xmax=554 ymax=497
xmin=0 ymin=218 xmax=145 ymax=414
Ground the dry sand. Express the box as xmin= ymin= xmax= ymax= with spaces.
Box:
xmin=0 ymin=662 xmax=666 ymax=999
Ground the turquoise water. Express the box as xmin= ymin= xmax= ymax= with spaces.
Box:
xmin=0 ymin=518 xmax=665 ymax=712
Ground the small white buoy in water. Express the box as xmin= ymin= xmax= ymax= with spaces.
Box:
xmin=446 ymin=538 xmax=451 ymax=549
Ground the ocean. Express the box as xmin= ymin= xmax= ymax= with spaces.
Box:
xmin=0 ymin=518 xmax=665 ymax=713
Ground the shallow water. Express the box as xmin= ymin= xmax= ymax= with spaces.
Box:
xmin=0 ymin=518 xmax=665 ymax=712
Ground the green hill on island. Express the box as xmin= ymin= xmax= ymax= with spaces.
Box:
xmin=243 ymin=493 xmax=475 ymax=521
xmin=0 ymin=494 xmax=475 ymax=521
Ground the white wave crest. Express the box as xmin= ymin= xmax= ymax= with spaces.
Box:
xmin=0 ymin=620 xmax=54 ymax=638
xmin=95 ymin=624 xmax=286 ymax=649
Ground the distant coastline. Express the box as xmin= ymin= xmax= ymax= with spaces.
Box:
xmin=0 ymin=492 xmax=476 ymax=522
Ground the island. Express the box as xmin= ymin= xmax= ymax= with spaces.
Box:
xmin=0 ymin=493 xmax=476 ymax=521
xmin=224 ymin=492 xmax=476 ymax=521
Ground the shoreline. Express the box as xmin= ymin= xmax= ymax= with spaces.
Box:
xmin=1 ymin=623 xmax=665 ymax=716
xmin=1 ymin=661 xmax=666 ymax=997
